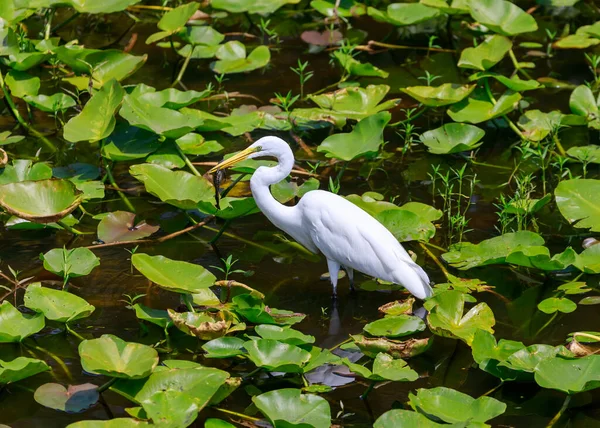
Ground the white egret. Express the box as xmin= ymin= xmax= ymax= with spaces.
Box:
xmin=209 ymin=136 xmax=433 ymax=299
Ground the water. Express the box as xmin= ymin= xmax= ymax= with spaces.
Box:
xmin=1 ymin=9 xmax=600 ymax=428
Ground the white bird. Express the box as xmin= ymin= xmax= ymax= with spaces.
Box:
xmin=209 ymin=136 xmax=433 ymax=300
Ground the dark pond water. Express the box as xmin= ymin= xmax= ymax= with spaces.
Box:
xmin=1 ymin=7 xmax=600 ymax=428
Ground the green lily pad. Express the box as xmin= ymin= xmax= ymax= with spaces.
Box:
xmin=4 ymin=52 xmax=49 ymax=71
xmin=255 ymin=324 xmax=315 ymax=345
xmin=409 ymin=387 xmax=506 ymax=424
xmin=471 ymin=329 xmax=528 ymax=380
xmin=0 ymin=131 xmax=24 ymax=146
xmin=97 ymin=211 xmax=159 ymax=244
xmin=555 ymin=34 xmax=600 ymax=49
xmin=569 ymin=85 xmax=600 ymax=129
xmin=538 ymin=297 xmax=577 ymax=314
xmin=24 ymin=283 xmax=95 ymax=323
xmin=5 ymin=70 xmax=39 ymax=97
xmin=176 ymin=133 xmax=223 ymax=156
xmin=425 ymin=290 xmax=495 ymax=345
xmin=363 ymin=315 xmax=426 ymax=338
xmin=0 ymin=301 xmax=45 ymax=343
xmin=40 ymin=248 xmax=100 ymax=280
xmin=34 ymin=383 xmax=99 ymax=413
xmin=24 ymin=93 xmax=76 ymax=113
xmin=368 ymin=3 xmax=440 ymax=26
xmin=0 ymin=159 xmax=52 ymax=185
xmin=458 ymin=35 xmax=512 ymax=70
xmin=63 ymin=80 xmax=124 ymax=143
xmin=132 ymin=304 xmax=173 ymax=329
xmin=0 ymin=357 xmax=50 ymax=384
xmin=535 ymin=354 xmax=600 ymax=394
xmin=168 ymin=309 xmax=241 ymax=340
xmin=146 ymin=2 xmax=199 ymax=43
xmin=312 ymin=0 xmax=366 ymax=17
xmin=132 ymin=253 xmax=216 ymax=294
xmin=252 ymin=388 xmax=331 ymax=428
xmin=130 ymin=163 xmax=214 ymax=210
xmin=420 ymin=123 xmax=485 ymax=154
xmin=333 ymin=51 xmax=388 ymax=78
xmin=141 ymin=390 xmax=199 ymax=428
xmin=202 ymin=337 xmax=246 ymax=358
xmin=447 ymin=89 xmax=521 ymax=123
xmin=79 ymin=334 xmax=159 ymax=379
xmin=66 ymin=418 xmax=150 ymax=427
xmin=137 ymin=88 xmax=210 ymax=109
xmin=317 ymin=112 xmax=390 ymax=161
xmin=374 ymin=409 xmax=446 ymax=428
xmin=467 ymin=0 xmax=538 ymax=36
xmin=212 ymin=0 xmax=301 ymax=14
xmin=567 ymin=145 xmax=600 ymax=164
xmin=119 ymin=93 xmax=204 ymax=139
xmin=517 ymin=110 xmax=563 ymax=141
xmin=244 ymin=339 xmax=312 ymax=373
xmin=372 ymin=353 xmax=419 ymax=381
xmin=469 ymin=71 xmax=541 ymax=92
xmin=555 ymin=179 xmax=600 ymax=232
xmin=401 ymin=83 xmax=475 ymax=107
xmin=0 ymin=179 xmax=82 ymax=223
xmin=211 ymin=42 xmax=270 ymax=74
xmin=499 ymin=344 xmax=570 ymax=373
xmin=102 ymin=125 xmax=161 ymax=161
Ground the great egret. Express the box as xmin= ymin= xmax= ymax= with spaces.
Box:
xmin=209 ymin=136 xmax=433 ymax=299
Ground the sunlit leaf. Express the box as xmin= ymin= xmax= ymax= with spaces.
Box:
xmin=555 ymin=179 xmax=600 ymax=232
xmin=458 ymin=35 xmax=512 ymax=70
xmin=24 ymin=283 xmax=95 ymax=323
xmin=97 ymin=211 xmax=159 ymax=243
xmin=420 ymin=123 xmax=485 ymax=154
xmin=41 ymin=248 xmax=100 ymax=279
xmin=253 ymin=388 xmax=331 ymax=428
xmin=0 ymin=301 xmax=45 ymax=343
xmin=467 ymin=0 xmax=538 ymax=36
xmin=401 ymin=83 xmax=475 ymax=107
xmin=0 ymin=357 xmax=49 ymax=385
xmin=34 ymin=383 xmax=99 ymax=413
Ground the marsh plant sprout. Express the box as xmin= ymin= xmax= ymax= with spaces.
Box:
xmin=119 ymin=293 xmax=147 ymax=309
xmin=273 ymin=91 xmax=300 ymax=112
xmin=585 ymin=52 xmax=600 ymax=87
xmin=418 ymin=70 xmax=441 ymax=86
xmin=290 ymin=59 xmax=314 ymax=100
xmin=211 ymin=254 xmax=246 ymax=280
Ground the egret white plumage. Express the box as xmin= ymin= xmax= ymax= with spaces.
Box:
xmin=209 ymin=136 xmax=433 ymax=299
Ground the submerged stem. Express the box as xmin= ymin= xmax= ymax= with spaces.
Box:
xmin=546 ymin=395 xmax=571 ymax=428
xmin=175 ymin=144 xmax=202 ymax=177
xmin=389 ymin=106 xmax=429 ymax=127
xmin=26 ymin=343 xmax=73 ymax=381
xmin=171 ymin=48 xmax=193 ymax=89
xmin=535 ymin=312 xmax=558 ymax=338
xmin=419 ymin=242 xmax=450 ymax=280
xmin=214 ymin=407 xmax=260 ymax=422
xmin=103 ymin=160 xmax=136 ymax=213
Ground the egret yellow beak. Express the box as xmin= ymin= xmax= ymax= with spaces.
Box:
xmin=208 ymin=146 xmax=260 ymax=174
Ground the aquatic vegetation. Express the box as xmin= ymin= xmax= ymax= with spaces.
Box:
xmin=0 ymin=0 xmax=600 ymax=427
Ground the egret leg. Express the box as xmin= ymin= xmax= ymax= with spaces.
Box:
xmin=346 ymin=267 xmax=355 ymax=292
xmin=327 ymin=259 xmax=340 ymax=298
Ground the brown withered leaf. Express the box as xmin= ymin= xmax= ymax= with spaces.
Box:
xmin=351 ymin=334 xmax=431 ymax=359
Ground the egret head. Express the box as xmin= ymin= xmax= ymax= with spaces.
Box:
xmin=208 ymin=136 xmax=292 ymax=173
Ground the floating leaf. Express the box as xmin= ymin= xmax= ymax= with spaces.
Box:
xmin=538 ymin=297 xmax=577 ymax=314
xmin=401 ymin=84 xmax=475 ymax=107
xmin=255 ymin=324 xmax=315 ymax=345
xmin=467 ymin=0 xmax=538 ymax=36
xmin=426 ymin=290 xmax=495 ymax=345
xmin=0 ymin=179 xmax=82 ymax=223
xmin=409 ymin=387 xmax=506 ymax=424
xmin=535 ymin=355 xmax=600 ymax=394
xmin=372 ymin=353 xmax=419 ymax=381
xmin=41 ymin=248 xmax=100 ymax=279
xmin=469 ymin=71 xmax=541 ymax=92
xmin=567 ymin=145 xmax=600 ymax=164
xmin=312 ymin=0 xmax=366 ymax=17
xmin=63 ymin=80 xmax=124 ymax=143
xmin=146 ymin=2 xmax=199 ymax=43
xmin=132 ymin=253 xmax=216 ymax=294
xmin=447 ymin=89 xmax=521 ymax=123
xmin=244 ymin=339 xmax=311 ymax=373
xmin=24 ymin=93 xmax=76 ymax=112
xmin=458 ymin=35 xmax=512 ymax=70
xmin=132 ymin=304 xmax=172 ymax=329
xmin=352 ymin=335 xmax=431 ymax=359
xmin=79 ymin=334 xmax=158 ymax=379
xmin=0 ymin=357 xmax=50 ymax=384
xmin=168 ymin=310 xmax=240 ymax=340
xmin=102 ymin=125 xmax=161 ymax=161
xmin=34 ymin=383 xmax=99 ymax=413
xmin=212 ymin=0 xmax=301 ymax=14
xmin=317 ymin=112 xmax=390 ymax=161
xmin=138 ymin=88 xmax=210 ymax=109
xmin=374 ymin=409 xmax=445 ymax=428
xmin=333 ymin=51 xmax=388 ymax=78
xmin=141 ymin=390 xmax=199 ymax=428
xmin=253 ymin=388 xmax=331 ymax=428
xmin=211 ymin=42 xmax=270 ymax=74
xmin=368 ymin=3 xmax=440 ymax=25
xmin=130 ymin=164 xmax=214 ymax=210
xmin=24 ymin=283 xmax=95 ymax=323
xmin=555 ymin=179 xmax=600 ymax=232
xmin=5 ymin=70 xmax=39 ymax=97
xmin=202 ymin=337 xmax=246 ymax=358
xmin=0 ymin=301 xmax=45 ymax=343
xmin=517 ymin=110 xmax=563 ymax=141
xmin=420 ymin=123 xmax=485 ymax=154
xmin=364 ymin=315 xmax=426 ymax=338
xmin=97 ymin=211 xmax=159 ymax=244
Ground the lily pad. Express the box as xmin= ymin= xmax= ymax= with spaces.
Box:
xmin=24 ymin=93 xmax=76 ymax=113
xmin=79 ymin=334 xmax=159 ymax=379
xmin=5 ymin=70 xmax=39 ymax=98
xmin=138 ymin=88 xmax=210 ymax=110
xmin=102 ymin=125 xmax=161 ymax=161
xmin=425 ymin=290 xmax=495 ymax=345
xmin=132 ymin=304 xmax=173 ymax=329
xmin=374 ymin=409 xmax=446 ymax=428
xmin=211 ymin=42 xmax=270 ymax=74
xmin=317 ymin=112 xmax=390 ymax=161
xmin=333 ymin=51 xmax=388 ymax=78
xmin=130 ymin=164 xmax=214 ymax=210
xmin=41 ymin=247 xmax=100 ymax=280
xmin=24 ymin=283 xmax=95 ymax=323
xmin=467 ymin=0 xmax=538 ymax=36
xmin=63 ymin=80 xmax=124 ymax=143
xmin=0 ymin=301 xmax=45 ymax=343
xmin=538 ymin=297 xmax=577 ymax=314
xmin=202 ymin=337 xmax=246 ymax=358
xmin=458 ymin=35 xmax=512 ymax=71
xmin=140 ymin=390 xmax=199 ymax=428
xmin=244 ymin=339 xmax=312 ymax=372
xmin=368 ymin=3 xmax=440 ymax=26
xmin=255 ymin=324 xmax=315 ymax=345
xmin=517 ymin=110 xmax=563 ymax=141
xmin=535 ymin=354 xmax=600 ymax=394
xmin=253 ymin=388 xmax=331 ymax=428
xmin=97 ymin=211 xmax=159 ymax=243
xmin=0 ymin=179 xmax=82 ymax=223
xmin=469 ymin=72 xmax=541 ymax=92
xmin=0 ymin=357 xmax=50 ymax=384
xmin=567 ymin=145 xmax=600 ymax=164
xmin=363 ymin=315 xmax=426 ymax=338
xmin=409 ymin=387 xmax=506 ymax=424
xmin=132 ymin=254 xmax=216 ymax=294
xmin=555 ymin=179 xmax=600 ymax=232
xmin=401 ymin=84 xmax=475 ymax=107
xmin=212 ymin=0 xmax=301 ymax=15
xmin=447 ymin=89 xmax=521 ymax=123
xmin=34 ymin=383 xmax=99 ymax=413
xmin=420 ymin=123 xmax=485 ymax=154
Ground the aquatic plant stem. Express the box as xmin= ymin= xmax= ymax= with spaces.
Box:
xmin=552 ymin=133 xmax=567 ymax=157
xmin=508 ymin=49 xmax=534 ymax=80
xmin=214 ymin=407 xmax=261 ymax=422
xmin=389 ymin=106 xmax=429 ymax=127
xmin=361 ymin=40 xmax=456 ymax=53
xmin=57 ymin=220 xmax=88 ymax=235
xmin=175 ymin=144 xmax=202 ymax=176
xmin=547 ymin=395 xmax=571 ymax=428
xmin=0 ymin=72 xmax=57 ymax=152
xmin=25 ymin=343 xmax=73 ymax=381
xmin=328 ymin=337 xmax=352 ymax=352
xmin=360 ymin=381 xmax=377 ymax=400
xmin=97 ymin=378 xmax=117 ymax=393
xmin=171 ymin=48 xmax=193 ymax=89
xmin=419 ymin=242 xmax=450 ymax=280
xmin=50 ymin=12 xmax=80 ymax=34
xmin=535 ymin=312 xmax=558 ymax=338
xmin=482 ymin=77 xmax=525 ymax=140
xmin=103 ymin=160 xmax=136 ymax=213
xmin=66 ymin=324 xmax=85 ymax=341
